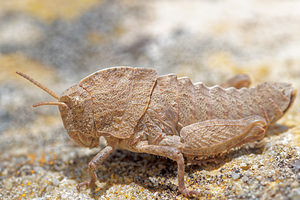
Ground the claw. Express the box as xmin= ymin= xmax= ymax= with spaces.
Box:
xmin=77 ymin=180 xmax=96 ymax=192
xmin=181 ymin=189 xmax=200 ymax=197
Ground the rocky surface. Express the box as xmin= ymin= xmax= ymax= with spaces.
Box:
xmin=0 ymin=0 xmax=299 ymax=199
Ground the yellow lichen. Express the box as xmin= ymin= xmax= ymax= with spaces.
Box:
xmin=207 ymin=52 xmax=245 ymax=74
xmin=207 ymin=51 xmax=271 ymax=84
xmin=86 ymin=32 xmax=106 ymax=44
xmin=0 ymin=53 xmax=56 ymax=84
xmin=0 ymin=0 xmax=101 ymax=22
xmin=38 ymin=115 xmax=61 ymax=126
xmin=94 ymin=187 xmax=101 ymax=193
xmin=27 ymin=153 xmax=36 ymax=165
xmin=38 ymin=152 xmax=46 ymax=166
xmin=211 ymin=21 xmax=232 ymax=34
xmin=291 ymin=127 xmax=300 ymax=147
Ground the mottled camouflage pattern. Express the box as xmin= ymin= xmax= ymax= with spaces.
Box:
xmin=20 ymin=67 xmax=296 ymax=197
xmin=59 ymin=68 xmax=295 ymax=152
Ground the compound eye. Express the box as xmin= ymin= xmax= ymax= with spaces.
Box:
xmin=73 ymin=96 xmax=81 ymax=106
xmin=59 ymin=96 xmax=72 ymax=108
xmin=72 ymin=96 xmax=85 ymax=112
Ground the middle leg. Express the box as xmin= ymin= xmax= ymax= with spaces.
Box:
xmin=135 ymin=141 xmax=199 ymax=197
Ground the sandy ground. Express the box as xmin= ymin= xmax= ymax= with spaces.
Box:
xmin=0 ymin=0 xmax=299 ymax=199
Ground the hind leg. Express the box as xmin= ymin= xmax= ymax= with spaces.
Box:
xmin=221 ymin=74 xmax=251 ymax=89
xmin=180 ymin=116 xmax=267 ymax=159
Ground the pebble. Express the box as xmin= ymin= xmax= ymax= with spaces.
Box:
xmin=288 ymin=188 xmax=300 ymax=200
xmin=242 ymin=176 xmax=249 ymax=183
xmin=232 ymin=173 xmax=241 ymax=180
xmin=240 ymin=163 xmax=250 ymax=170
xmin=52 ymin=178 xmax=60 ymax=186
xmin=4 ymin=181 xmax=12 ymax=190
xmin=290 ymin=159 xmax=300 ymax=174
xmin=149 ymin=177 xmax=158 ymax=187
xmin=1 ymin=169 xmax=8 ymax=176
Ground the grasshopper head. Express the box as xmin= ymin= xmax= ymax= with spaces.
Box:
xmin=59 ymin=85 xmax=99 ymax=148
xmin=16 ymin=72 xmax=99 ymax=148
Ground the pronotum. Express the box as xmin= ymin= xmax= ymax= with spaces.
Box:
xmin=17 ymin=67 xmax=296 ymax=197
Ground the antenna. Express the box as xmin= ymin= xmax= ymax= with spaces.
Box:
xmin=16 ymin=72 xmax=59 ymax=100
xmin=33 ymin=101 xmax=68 ymax=109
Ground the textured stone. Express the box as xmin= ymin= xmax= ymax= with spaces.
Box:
xmin=0 ymin=0 xmax=299 ymax=199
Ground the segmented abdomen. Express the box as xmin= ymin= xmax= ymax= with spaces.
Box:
xmin=141 ymin=75 xmax=292 ymax=139
xmin=178 ymin=78 xmax=291 ymax=127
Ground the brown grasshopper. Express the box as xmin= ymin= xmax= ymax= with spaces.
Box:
xmin=17 ymin=67 xmax=296 ymax=197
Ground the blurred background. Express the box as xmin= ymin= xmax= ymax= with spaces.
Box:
xmin=0 ymin=0 xmax=299 ymax=199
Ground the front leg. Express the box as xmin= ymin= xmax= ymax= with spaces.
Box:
xmin=77 ymin=146 xmax=114 ymax=191
xmin=135 ymin=142 xmax=199 ymax=197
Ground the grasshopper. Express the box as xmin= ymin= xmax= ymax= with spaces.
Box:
xmin=17 ymin=67 xmax=296 ymax=197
